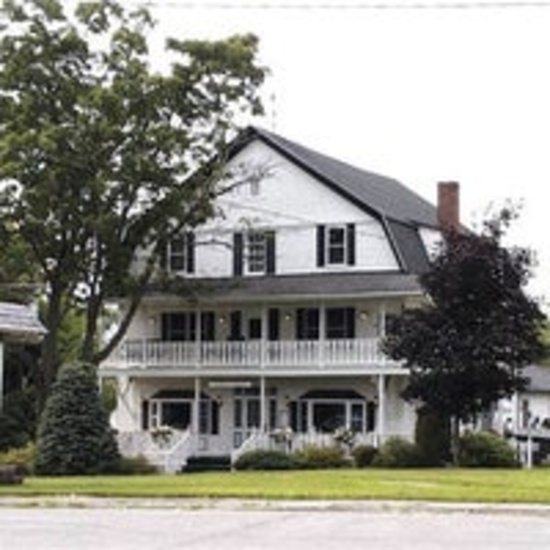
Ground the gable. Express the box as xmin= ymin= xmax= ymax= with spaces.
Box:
xmin=230 ymin=127 xmax=440 ymax=228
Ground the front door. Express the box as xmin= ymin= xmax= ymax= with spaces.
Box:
xmin=233 ymin=395 xmax=261 ymax=448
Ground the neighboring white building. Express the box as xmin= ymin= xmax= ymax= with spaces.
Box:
xmin=100 ymin=127 xmax=455 ymax=471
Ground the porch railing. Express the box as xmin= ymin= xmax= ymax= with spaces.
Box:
xmin=104 ymin=338 xmax=397 ymax=371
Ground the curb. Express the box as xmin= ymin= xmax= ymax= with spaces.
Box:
xmin=2 ymin=496 xmax=550 ymax=516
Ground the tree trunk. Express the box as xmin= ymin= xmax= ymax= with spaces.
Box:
xmin=37 ymin=287 xmax=63 ymax=412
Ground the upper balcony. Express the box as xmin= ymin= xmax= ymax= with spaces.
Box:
xmin=100 ymin=337 xmax=403 ymax=377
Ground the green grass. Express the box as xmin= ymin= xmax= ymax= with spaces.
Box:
xmin=2 ymin=469 xmax=550 ymax=503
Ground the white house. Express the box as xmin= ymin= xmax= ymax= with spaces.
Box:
xmin=100 ymin=127 xmax=457 ymax=471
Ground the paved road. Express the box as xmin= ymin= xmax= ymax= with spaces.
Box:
xmin=2 ymin=503 xmax=550 ymax=549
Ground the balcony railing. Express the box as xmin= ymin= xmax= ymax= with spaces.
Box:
xmin=103 ymin=338 xmax=400 ymax=372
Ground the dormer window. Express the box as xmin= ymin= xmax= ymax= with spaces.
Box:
xmin=317 ymin=224 xmax=356 ymax=267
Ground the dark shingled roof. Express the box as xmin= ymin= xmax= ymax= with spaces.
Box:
xmin=230 ymin=127 xmax=438 ymax=275
xmin=0 ymin=302 xmax=46 ymax=342
xmin=153 ymin=272 xmax=422 ymax=303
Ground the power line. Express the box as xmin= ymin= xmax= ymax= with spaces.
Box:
xmin=142 ymin=1 xmax=550 ymax=11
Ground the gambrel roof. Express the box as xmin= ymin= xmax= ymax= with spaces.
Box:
xmin=230 ymin=127 xmax=438 ymax=275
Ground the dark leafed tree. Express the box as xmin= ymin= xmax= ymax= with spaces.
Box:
xmin=0 ymin=0 xmax=266 ymax=408
xmin=383 ymin=208 xmax=546 ymax=463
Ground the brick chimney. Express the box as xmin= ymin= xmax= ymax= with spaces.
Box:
xmin=437 ymin=181 xmax=460 ymax=231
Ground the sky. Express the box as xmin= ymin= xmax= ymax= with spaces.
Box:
xmin=146 ymin=0 xmax=550 ymax=310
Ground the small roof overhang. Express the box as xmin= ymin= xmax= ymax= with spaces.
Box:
xmin=0 ymin=302 xmax=46 ymax=343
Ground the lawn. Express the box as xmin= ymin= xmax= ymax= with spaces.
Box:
xmin=2 ymin=469 xmax=550 ymax=503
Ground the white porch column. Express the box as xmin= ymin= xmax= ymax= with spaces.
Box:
xmin=379 ymin=304 xmax=387 ymax=337
xmin=377 ymin=373 xmax=386 ymax=445
xmin=193 ymin=377 xmax=201 ymax=435
xmin=194 ymin=310 xmax=201 ymax=369
xmin=260 ymin=375 xmax=266 ymax=431
xmin=260 ymin=305 xmax=268 ymax=369
xmin=0 ymin=339 xmax=4 ymax=412
xmin=319 ymin=302 xmax=326 ymax=367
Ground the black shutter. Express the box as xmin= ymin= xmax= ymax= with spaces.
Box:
xmin=186 ymin=232 xmax=195 ymax=273
xmin=201 ymin=311 xmax=215 ymax=341
xmin=289 ymin=401 xmax=298 ymax=432
xmin=189 ymin=312 xmax=197 ymax=341
xmin=268 ymin=308 xmax=280 ymax=341
xmin=211 ymin=400 xmax=220 ymax=435
xmin=233 ymin=232 xmax=244 ymax=276
xmin=229 ymin=310 xmax=242 ymax=340
xmin=161 ymin=313 xmax=170 ymax=341
xmin=316 ymin=225 xmax=325 ymax=267
xmin=346 ymin=307 xmax=356 ymax=339
xmin=160 ymin=240 xmax=168 ymax=270
xmin=347 ymin=223 xmax=356 ymax=266
xmin=141 ymin=400 xmax=149 ymax=430
xmin=295 ymin=308 xmax=304 ymax=340
xmin=266 ymin=231 xmax=276 ymax=274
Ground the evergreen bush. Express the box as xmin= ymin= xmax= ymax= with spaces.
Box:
xmin=233 ymin=449 xmax=298 ymax=471
xmin=294 ymin=445 xmax=348 ymax=469
xmin=351 ymin=444 xmax=378 ymax=467
xmin=35 ymin=363 xmax=120 ymax=475
xmin=372 ymin=437 xmax=422 ymax=468
xmin=458 ymin=431 xmax=519 ymax=468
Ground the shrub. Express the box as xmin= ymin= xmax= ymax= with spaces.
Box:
xmin=233 ymin=449 xmax=298 ymax=471
xmin=372 ymin=437 xmax=422 ymax=468
xmin=351 ymin=444 xmax=378 ymax=468
xmin=458 ymin=431 xmax=519 ymax=468
xmin=415 ymin=407 xmax=451 ymax=466
xmin=294 ymin=445 xmax=348 ymax=469
xmin=112 ymin=455 xmax=158 ymax=475
xmin=0 ymin=442 xmax=36 ymax=475
xmin=35 ymin=362 xmax=120 ymax=475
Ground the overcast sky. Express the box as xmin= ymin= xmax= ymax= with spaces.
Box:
xmin=148 ymin=0 xmax=550 ymax=310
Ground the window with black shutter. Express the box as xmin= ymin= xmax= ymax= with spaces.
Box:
xmin=161 ymin=312 xmax=197 ymax=341
xmin=166 ymin=232 xmax=195 ymax=273
xmin=317 ymin=224 xmax=356 ymax=267
xmin=296 ymin=308 xmax=320 ymax=340
xmin=326 ymin=307 xmax=355 ymax=339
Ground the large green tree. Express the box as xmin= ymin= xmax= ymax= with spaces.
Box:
xmin=0 ymin=0 xmax=265 ymax=407
xmin=383 ymin=208 xmax=546 ymax=463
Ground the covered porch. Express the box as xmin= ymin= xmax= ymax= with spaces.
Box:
xmin=110 ymin=372 xmax=415 ymax=472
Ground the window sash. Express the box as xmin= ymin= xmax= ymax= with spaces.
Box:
xmin=248 ymin=232 xmax=266 ymax=273
xmin=168 ymin=237 xmax=187 ymax=271
xmin=327 ymin=226 xmax=346 ymax=265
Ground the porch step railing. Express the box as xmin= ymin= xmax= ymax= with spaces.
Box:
xmin=117 ymin=429 xmax=193 ymax=473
